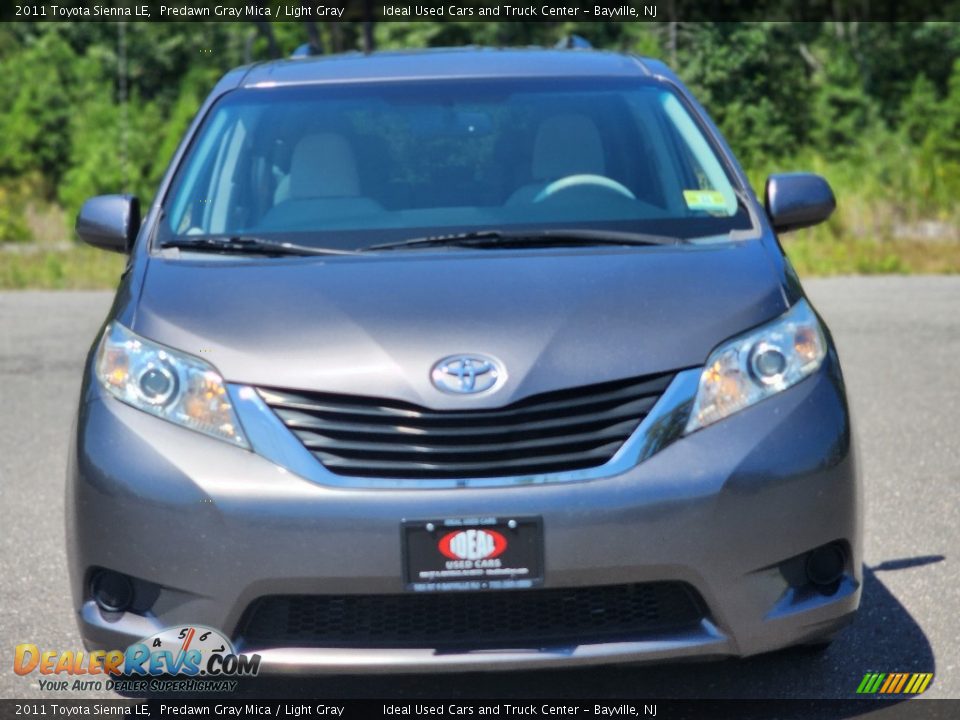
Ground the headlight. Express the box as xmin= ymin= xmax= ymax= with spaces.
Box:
xmin=685 ymin=299 xmax=827 ymax=434
xmin=95 ymin=322 xmax=249 ymax=448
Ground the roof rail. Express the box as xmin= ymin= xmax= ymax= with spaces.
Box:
xmin=555 ymin=35 xmax=593 ymax=50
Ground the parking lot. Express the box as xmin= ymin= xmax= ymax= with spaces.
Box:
xmin=1 ymin=277 xmax=957 ymax=704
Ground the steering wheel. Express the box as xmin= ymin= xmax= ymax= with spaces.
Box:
xmin=533 ymin=174 xmax=636 ymax=203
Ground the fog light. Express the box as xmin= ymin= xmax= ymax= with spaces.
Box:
xmin=806 ymin=543 xmax=846 ymax=588
xmin=91 ymin=571 xmax=134 ymax=613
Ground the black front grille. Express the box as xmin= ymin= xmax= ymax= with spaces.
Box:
xmin=257 ymin=372 xmax=673 ymax=479
xmin=238 ymin=583 xmax=705 ymax=650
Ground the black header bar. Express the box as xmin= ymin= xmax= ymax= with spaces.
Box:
xmin=3 ymin=0 xmax=960 ymax=23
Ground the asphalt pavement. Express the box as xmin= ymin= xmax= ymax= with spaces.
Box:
xmin=1 ymin=277 xmax=958 ymax=708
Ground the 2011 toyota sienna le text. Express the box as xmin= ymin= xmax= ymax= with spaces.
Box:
xmin=68 ymin=47 xmax=861 ymax=673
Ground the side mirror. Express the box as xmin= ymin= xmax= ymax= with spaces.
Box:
xmin=75 ymin=195 xmax=140 ymax=253
xmin=764 ymin=173 xmax=835 ymax=233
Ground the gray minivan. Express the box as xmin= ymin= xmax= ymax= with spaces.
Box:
xmin=68 ymin=47 xmax=860 ymax=673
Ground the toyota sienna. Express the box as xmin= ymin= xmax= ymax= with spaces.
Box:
xmin=67 ymin=47 xmax=861 ymax=673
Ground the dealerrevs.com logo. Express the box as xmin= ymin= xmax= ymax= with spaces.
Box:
xmin=14 ymin=625 xmax=260 ymax=693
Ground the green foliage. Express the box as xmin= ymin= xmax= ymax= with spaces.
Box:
xmin=0 ymin=183 xmax=31 ymax=243
xmin=57 ymin=88 xmax=165 ymax=215
xmin=677 ymin=23 xmax=813 ymax=167
xmin=925 ymin=59 xmax=960 ymax=163
xmin=809 ymin=49 xmax=881 ymax=158
xmin=900 ymin=74 xmax=939 ymax=145
xmin=0 ymin=31 xmax=79 ymax=182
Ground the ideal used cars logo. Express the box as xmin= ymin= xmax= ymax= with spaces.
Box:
xmin=439 ymin=528 xmax=507 ymax=562
xmin=14 ymin=625 xmax=260 ymax=693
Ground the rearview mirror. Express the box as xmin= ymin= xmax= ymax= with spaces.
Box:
xmin=764 ymin=173 xmax=835 ymax=233
xmin=75 ymin=194 xmax=140 ymax=253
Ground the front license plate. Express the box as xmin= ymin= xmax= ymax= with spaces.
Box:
xmin=402 ymin=517 xmax=543 ymax=592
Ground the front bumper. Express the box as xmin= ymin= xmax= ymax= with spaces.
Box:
xmin=66 ymin=355 xmax=861 ymax=673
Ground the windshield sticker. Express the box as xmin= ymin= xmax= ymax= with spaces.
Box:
xmin=683 ymin=189 xmax=729 ymax=212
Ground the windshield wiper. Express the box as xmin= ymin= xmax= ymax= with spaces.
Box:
xmin=365 ymin=229 xmax=682 ymax=252
xmin=160 ymin=235 xmax=359 ymax=257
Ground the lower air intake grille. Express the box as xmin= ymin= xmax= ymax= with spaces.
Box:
xmin=238 ymin=583 xmax=705 ymax=650
xmin=256 ymin=372 xmax=673 ymax=479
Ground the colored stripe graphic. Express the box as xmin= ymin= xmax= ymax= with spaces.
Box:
xmin=879 ymin=674 xmax=896 ymax=693
xmin=893 ymin=673 xmax=910 ymax=693
xmin=880 ymin=673 xmax=908 ymax=693
xmin=914 ymin=673 xmax=933 ymax=694
xmin=857 ymin=672 xmax=933 ymax=694
xmin=857 ymin=673 xmax=879 ymax=694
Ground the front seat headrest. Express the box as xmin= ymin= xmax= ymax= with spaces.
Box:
xmin=289 ymin=133 xmax=361 ymax=198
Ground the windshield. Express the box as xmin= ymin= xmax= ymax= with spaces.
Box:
xmin=159 ymin=78 xmax=752 ymax=251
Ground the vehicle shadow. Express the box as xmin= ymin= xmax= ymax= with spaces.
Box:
xmin=145 ymin=558 xmax=941 ymax=717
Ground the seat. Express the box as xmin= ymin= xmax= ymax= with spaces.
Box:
xmin=507 ymin=114 xmax=606 ymax=205
xmin=262 ymin=132 xmax=382 ymax=230
xmin=289 ymin=133 xmax=363 ymax=199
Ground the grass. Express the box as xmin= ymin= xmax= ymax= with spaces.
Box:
xmin=783 ymin=235 xmax=960 ymax=276
xmin=0 ymin=244 xmax=126 ymax=289
xmin=0 ymin=200 xmax=128 ymax=289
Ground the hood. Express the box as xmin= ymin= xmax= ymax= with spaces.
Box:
xmin=133 ymin=242 xmax=786 ymax=410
